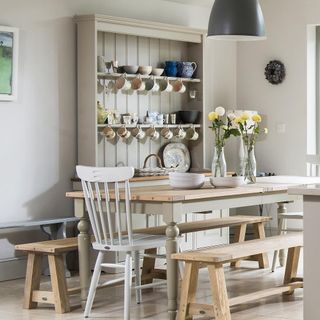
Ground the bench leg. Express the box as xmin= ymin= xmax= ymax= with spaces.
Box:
xmin=141 ymin=248 xmax=157 ymax=285
xmin=23 ymin=253 xmax=42 ymax=309
xmin=208 ymin=264 xmax=231 ymax=320
xmin=253 ymin=222 xmax=269 ymax=269
xmin=283 ymin=246 xmax=301 ymax=295
xmin=177 ymin=261 xmax=199 ymax=320
xmin=48 ymin=254 xmax=70 ymax=313
xmin=231 ymin=224 xmax=247 ymax=267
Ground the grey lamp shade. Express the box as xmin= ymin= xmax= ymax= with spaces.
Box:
xmin=207 ymin=0 xmax=266 ymax=41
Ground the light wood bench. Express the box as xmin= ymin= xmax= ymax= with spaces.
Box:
xmin=172 ymin=233 xmax=303 ymax=320
xmin=15 ymin=237 xmax=79 ymax=314
xmin=134 ymin=215 xmax=272 ymax=284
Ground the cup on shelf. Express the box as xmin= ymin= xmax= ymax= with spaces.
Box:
xmin=103 ymin=126 xmax=116 ymax=140
xmin=160 ymin=127 xmax=173 ymax=140
xmin=132 ymin=126 xmax=146 ymax=140
xmin=173 ymin=126 xmax=186 ymax=139
xmin=157 ymin=113 xmax=164 ymax=125
xmin=117 ymin=126 xmax=131 ymax=139
xmin=170 ymin=113 xmax=176 ymax=124
xmin=115 ymin=74 xmax=131 ymax=90
xmin=123 ymin=115 xmax=132 ymax=125
xmin=145 ymin=77 xmax=159 ymax=92
xmin=186 ymin=125 xmax=199 ymax=141
xmin=159 ymin=78 xmax=173 ymax=92
xmin=172 ymin=79 xmax=186 ymax=93
xmin=97 ymin=56 xmax=105 ymax=72
xmin=146 ymin=126 xmax=160 ymax=141
xmin=131 ymin=75 xmax=146 ymax=91
xmin=164 ymin=113 xmax=170 ymax=124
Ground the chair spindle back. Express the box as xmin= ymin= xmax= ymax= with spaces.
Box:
xmin=77 ymin=166 xmax=134 ymax=247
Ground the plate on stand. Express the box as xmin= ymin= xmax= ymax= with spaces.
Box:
xmin=163 ymin=143 xmax=190 ymax=172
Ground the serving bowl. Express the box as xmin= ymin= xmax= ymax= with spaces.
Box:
xmin=138 ymin=66 xmax=152 ymax=75
xmin=169 ymin=172 xmax=205 ymax=189
xmin=151 ymin=68 xmax=164 ymax=76
xmin=210 ymin=176 xmax=245 ymax=188
xmin=123 ymin=65 xmax=139 ymax=74
xmin=178 ymin=110 xmax=200 ymax=124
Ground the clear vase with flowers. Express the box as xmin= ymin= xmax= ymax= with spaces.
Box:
xmin=235 ymin=112 xmax=267 ymax=184
xmin=208 ymin=106 xmax=240 ymax=178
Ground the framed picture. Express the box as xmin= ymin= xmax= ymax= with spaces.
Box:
xmin=0 ymin=26 xmax=19 ymax=101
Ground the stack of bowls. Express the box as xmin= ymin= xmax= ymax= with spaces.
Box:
xmin=169 ymin=172 xmax=205 ymax=189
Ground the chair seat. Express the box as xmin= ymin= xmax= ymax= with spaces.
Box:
xmin=92 ymin=233 xmax=167 ymax=252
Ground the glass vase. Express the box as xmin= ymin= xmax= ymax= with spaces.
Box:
xmin=211 ymin=146 xmax=226 ymax=178
xmin=242 ymin=144 xmax=257 ymax=184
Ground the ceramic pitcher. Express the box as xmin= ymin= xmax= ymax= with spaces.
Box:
xmin=177 ymin=61 xmax=197 ymax=78
xmin=165 ymin=61 xmax=177 ymax=77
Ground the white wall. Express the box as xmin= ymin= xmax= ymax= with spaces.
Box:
xmin=237 ymin=0 xmax=320 ymax=175
xmin=0 ymin=0 xmax=237 ymax=279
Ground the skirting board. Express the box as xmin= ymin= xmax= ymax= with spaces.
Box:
xmin=0 ymin=257 xmax=27 ymax=282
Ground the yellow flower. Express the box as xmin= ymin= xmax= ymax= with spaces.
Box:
xmin=208 ymin=111 xmax=219 ymax=121
xmin=222 ymin=125 xmax=228 ymax=130
xmin=234 ymin=117 xmax=244 ymax=124
xmin=241 ymin=113 xmax=250 ymax=121
xmin=264 ymin=127 xmax=268 ymax=134
xmin=252 ymin=114 xmax=262 ymax=123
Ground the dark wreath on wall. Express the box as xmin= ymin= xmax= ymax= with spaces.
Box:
xmin=264 ymin=60 xmax=286 ymax=85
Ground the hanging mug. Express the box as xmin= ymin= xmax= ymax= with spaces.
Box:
xmin=131 ymin=75 xmax=146 ymax=91
xmin=132 ymin=126 xmax=146 ymax=140
xmin=173 ymin=126 xmax=186 ymax=139
xmin=160 ymin=127 xmax=173 ymax=140
xmin=159 ymin=78 xmax=173 ymax=92
xmin=146 ymin=126 xmax=160 ymax=140
xmin=186 ymin=126 xmax=199 ymax=141
xmin=115 ymin=74 xmax=131 ymax=90
xmin=172 ymin=79 xmax=186 ymax=93
xmin=117 ymin=126 xmax=131 ymax=139
xmin=145 ymin=77 xmax=159 ymax=92
xmin=103 ymin=126 xmax=116 ymax=140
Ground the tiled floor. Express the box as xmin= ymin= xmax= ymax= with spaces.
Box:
xmin=0 ymin=256 xmax=303 ymax=320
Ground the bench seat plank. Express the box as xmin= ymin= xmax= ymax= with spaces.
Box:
xmin=172 ymin=233 xmax=303 ymax=263
xmin=15 ymin=237 xmax=78 ymax=254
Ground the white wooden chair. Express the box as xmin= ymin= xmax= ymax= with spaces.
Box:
xmin=76 ymin=166 xmax=167 ymax=320
xmin=271 ymin=154 xmax=320 ymax=272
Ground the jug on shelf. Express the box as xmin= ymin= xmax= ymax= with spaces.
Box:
xmin=177 ymin=61 xmax=197 ymax=78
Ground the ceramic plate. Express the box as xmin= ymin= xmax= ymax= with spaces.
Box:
xmin=163 ymin=143 xmax=190 ymax=172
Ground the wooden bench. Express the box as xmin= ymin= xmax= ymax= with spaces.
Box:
xmin=15 ymin=215 xmax=270 ymax=313
xmin=134 ymin=215 xmax=272 ymax=284
xmin=172 ymin=233 xmax=303 ymax=320
xmin=15 ymin=237 xmax=79 ymax=314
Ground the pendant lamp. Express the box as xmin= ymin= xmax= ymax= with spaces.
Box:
xmin=207 ymin=0 xmax=266 ymax=41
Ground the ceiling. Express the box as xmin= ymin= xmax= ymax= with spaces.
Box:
xmin=161 ymin=0 xmax=213 ymax=7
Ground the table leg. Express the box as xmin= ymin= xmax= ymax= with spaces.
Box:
xmin=277 ymin=202 xmax=287 ymax=267
xmin=165 ymin=222 xmax=180 ymax=320
xmin=75 ymin=199 xmax=91 ymax=309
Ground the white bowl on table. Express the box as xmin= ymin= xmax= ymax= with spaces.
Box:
xmin=169 ymin=172 xmax=205 ymax=189
xmin=210 ymin=176 xmax=245 ymax=188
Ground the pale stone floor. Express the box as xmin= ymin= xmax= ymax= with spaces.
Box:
xmin=0 ymin=254 xmax=303 ymax=320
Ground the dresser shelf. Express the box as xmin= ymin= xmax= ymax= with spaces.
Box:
xmin=97 ymin=72 xmax=201 ymax=83
xmin=97 ymin=124 xmax=201 ymax=129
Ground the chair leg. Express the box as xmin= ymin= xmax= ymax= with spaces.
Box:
xmin=48 ymin=254 xmax=70 ymax=314
xmin=124 ymin=252 xmax=133 ymax=320
xmin=84 ymin=251 xmax=104 ymax=318
xmin=208 ymin=263 xmax=231 ymax=320
xmin=23 ymin=253 xmax=42 ymax=309
xmin=134 ymin=251 xmax=142 ymax=304
xmin=272 ymin=216 xmax=285 ymax=272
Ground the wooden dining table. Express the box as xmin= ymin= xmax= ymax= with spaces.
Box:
xmin=66 ymin=175 xmax=320 ymax=319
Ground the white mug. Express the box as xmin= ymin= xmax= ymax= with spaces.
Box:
xmin=145 ymin=77 xmax=159 ymax=92
xmin=117 ymin=126 xmax=131 ymax=139
xmin=159 ymin=78 xmax=173 ymax=92
xmin=160 ymin=127 xmax=173 ymax=140
xmin=146 ymin=126 xmax=160 ymax=140
xmin=186 ymin=126 xmax=199 ymax=140
xmin=132 ymin=126 xmax=146 ymax=140
xmin=173 ymin=126 xmax=186 ymax=139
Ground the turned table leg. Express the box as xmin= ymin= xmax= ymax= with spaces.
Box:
xmin=277 ymin=202 xmax=287 ymax=267
xmin=75 ymin=199 xmax=91 ymax=309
